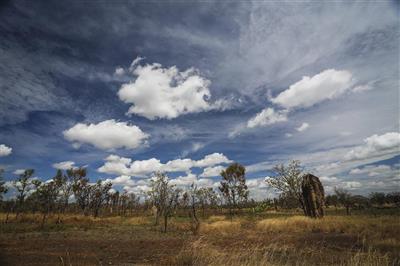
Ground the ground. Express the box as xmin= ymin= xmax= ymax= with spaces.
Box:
xmin=0 ymin=208 xmax=399 ymax=266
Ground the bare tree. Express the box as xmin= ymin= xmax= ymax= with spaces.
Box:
xmin=266 ymin=160 xmax=305 ymax=214
xmin=188 ymin=184 xmax=200 ymax=234
xmin=219 ymin=163 xmax=249 ymax=216
xmin=148 ymin=172 xmax=180 ymax=233
xmin=334 ymin=187 xmax=353 ymax=215
xmin=196 ymin=187 xmax=217 ymax=217
xmin=0 ymin=169 xmax=8 ymax=201
xmin=13 ymin=169 xmax=35 ymax=218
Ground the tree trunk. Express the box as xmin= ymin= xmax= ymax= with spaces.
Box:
xmin=41 ymin=212 xmax=47 ymax=228
xmin=163 ymin=215 xmax=168 ymax=233
xmin=346 ymin=205 xmax=350 ymax=215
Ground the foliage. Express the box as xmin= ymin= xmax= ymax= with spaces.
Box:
xmin=13 ymin=169 xmax=35 ymax=214
xmin=148 ymin=172 xmax=180 ymax=232
xmin=266 ymin=160 xmax=304 ymax=212
xmin=219 ymin=163 xmax=249 ymax=212
xmin=0 ymin=169 xmax=8 ymax=201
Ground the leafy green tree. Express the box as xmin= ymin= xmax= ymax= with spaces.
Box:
xmin=219 ymin=163 xmax=249 ymax=215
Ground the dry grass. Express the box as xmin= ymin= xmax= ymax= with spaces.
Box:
xmin=173 ymin=214 xmax=400 ymax=266
xmin=1 ymin=211 xmax=399 ymax=265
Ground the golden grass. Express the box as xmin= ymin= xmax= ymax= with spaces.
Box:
xmin=173 ymin=214 xmax=400 ymax=265
xmin=1 ymin=212 xmax=399 ymax=265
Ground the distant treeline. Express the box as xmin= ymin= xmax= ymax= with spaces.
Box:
xmin=0 ymin=161 xmax=399 ymax=232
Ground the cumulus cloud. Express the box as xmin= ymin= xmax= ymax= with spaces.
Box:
xmin=200 ymin=165 xmax=225 ymax=177
xmin=52 ymin=161 xmax=75 ymax=170
xmin=117 ymin=58 xmax=226 ymax=120
xmin=247 ymin=108 xmax=288 ymax=128
xmin=0 ymin=144 xmax=12 ymax=157
xmin=271 ymin=69 xmax=353 ymax=109
xmin=98 ymin=155 xmax=162 ymax=177
xmin=98 ymin=152 xmax=232 ymax=177
xmin=63 ymin=119 xmax=149 ymax=150
xmin=296 ymin=122 xmax=310 ymax=132
xmin=13 ymin=169 xmax=25 ymax=175
xmin=345 ymin=132 xmax=400 ymax=161
xmin=170 ymin=172 xmax=197 ymax=186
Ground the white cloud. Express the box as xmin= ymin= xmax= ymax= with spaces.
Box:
xmin=52 ymin=161 xmax=75 ymax=170
xmin=271 ymin=69 xmax=353 ymax=109
xmin=0 ymin=144 xmax=12 ymax=157
xmin=98 ymin=155 xmax=162 ymax=177
xmin=350 ymin=164 xmax=398 ymax=178
xmin=247 ymin=108 xmax=288 ymax=128
xmin=345 ymin=132 xmax=400 ymax=161
xmin=63 ymin=119 xmax=149 ymax=150
xmin=163 ymin=158 xmax=194 ymax=172
xmin=200 ymin=165 xmax=225 ymax=177
xmin=114 ymin=67 xmax=125 ymax=76
xmin=117 ymin=59 xmax=225 ymax=120
xmin=170 ymin=172 xmax=197 ymax=187
xmin=13 ymin=169 xmax=25 ymax=175
xmin=352 ymin=84 xmax=372 ymax=93
xmin=181 ymin=142 xmax=205 ymax=157
xmin=98 ymin=152 xmax=232 ymax=177
xmin=342 ymin=181 xmax=362 ymax=190
xmin=194 ymin=153 xmax=232 ymax=168
xmin=285 ymin=133 xmax=293 ymax=138
xmin=105 ymin=175 xmax=135 ymax=187
xmin=296 ymin=122 xmax=310 ymax=132
xmin=246 ymin=132 xmax=399 ymax=178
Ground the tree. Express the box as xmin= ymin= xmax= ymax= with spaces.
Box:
xmin=13 ymin=169 xmax=35 ymax=217
xmin=71 ymin=168 xmax=91 ymax=215
xmin=196 ymin=187 xmax=217 ymax=217
xmin=56 ymin=169 xmax=74 ymax=214
xmin=325 ymin=194 xmax=339 ymax=208
xmin=89 ymin=180 xmax=112 ymax=218
xmin=386 ymin=192 xmax=400 ymax=206
xmin=334 ymin=187 xmax=353 ymax=215
xmin=0 ymin=169 xmax=8 ymax=201
xmin=32 ymin=179 xmax=61 ymax=227
xmin=188 ymin=183 xmax=200 ymax=235
xmin=370 ymin=192 xmax=386 ymax=206
xmin=266 ymin=160 xmax=305 ymax=213
xmin=219 ymin=163 xmax=249 ymax=215
xmin=148 ymin=172 xmax=180 ymax=233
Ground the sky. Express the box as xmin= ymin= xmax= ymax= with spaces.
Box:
xmin=0 ymin=0 xmax=399 ymax=200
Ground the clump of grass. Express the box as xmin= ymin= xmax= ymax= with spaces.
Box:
xmin=174 ymin=238 xmax=396 ymax=266
xmin=200 ymin=220 xmax=241 ymax=235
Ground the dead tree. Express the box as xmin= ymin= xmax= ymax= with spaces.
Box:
xmin=301 ymin=174 xmax=325 ymax=218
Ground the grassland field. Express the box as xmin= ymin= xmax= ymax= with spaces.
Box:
xmin=0 ymin=208 xmax=399 ymax=266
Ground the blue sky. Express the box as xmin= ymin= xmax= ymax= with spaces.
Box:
xmin=0 ymin=1 xmax=399 ymax=199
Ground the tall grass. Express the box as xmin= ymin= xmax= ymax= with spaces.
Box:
xmin=173 ymin=214 xmax=400 ymax=265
